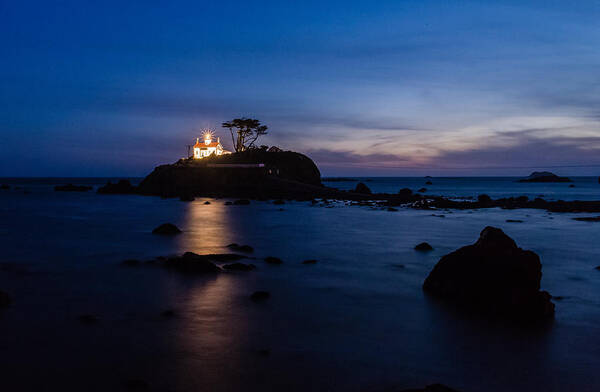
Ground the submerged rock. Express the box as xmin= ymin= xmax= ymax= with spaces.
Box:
xmin=152 ymin=223 xmax=182 ymax=235
xmin=264 ymin=256 xmax=283 ymax=265
xmin=223 ymin=262 xmax=256 ymax=271
xmin=423 ymin=226 xmax=554 ymax=320
xmin=97 ymin=179 xmax=137 ymax=194
xmin=0 ymin=290 xmax=11 ymax=307
xmin=250 ymin=291 xmax=271 ymax=301
xmin=354 ymin=182 xmax=372 ymax=194
xmin=203 ymin=201 xmax=211 ymax=205
xmin=226 ymin=243 xmax=254 ymax=252
xmin=162 ymin=252 xmax=221 ymax=274
xmin=54 ymin=184 xmax=92 ymax=192
xmin=517 ymin=171 xmax=572 ymax=183
xmin=415 ymin=242 xmax=433 ymax=251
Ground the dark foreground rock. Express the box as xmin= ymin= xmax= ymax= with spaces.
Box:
xmin=264 ymin=256 xmax=283 ymax=264
xmin=152 ymin=223 xmax=182 ymax=235
xmin=354 ymin=182 xmax=372 ymax=194
xmin=54 ymin=184 xmax=92 ymax=192
xmin=423 ymin=226 xmax=554 ymax=320
xmin=0 ymin=290 xmax=11 ymax=307
xmin=97 ymin=179 xmax=137 ymax=194
xmin=400 ymin=384 xmax=461 ymax=392
xmin=517 ymin=171 xmax=572 ymax=183
xmin=415 ymin=242 xmax=433 ymax=251
xmin=161 ymin=252 xmax=222 ymax=274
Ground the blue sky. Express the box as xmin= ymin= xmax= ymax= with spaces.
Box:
xmin=1 ymin=0 xmax=599 ymax=176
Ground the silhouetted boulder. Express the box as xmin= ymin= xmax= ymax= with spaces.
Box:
xmin=204 ymin=201 xmax=211 ymax=205
xmin=398 ymin=188 xmax=413 ymax=197
xmin=250 ymin=291 xmax=271 ymax=301
xmin=569 ymin=184 xmax=575 ymax=188
xmin=415 ymin=242 xmax=433 ymax=251
xmin=162 ymin=252 xmax=221 ymax=274
xmin=97 ymin=179 xmax=137 ymax=194
xmin=423 ymin=226 xmax=554 ymax=320
xmin=518 ymin=171 xmax=572 ymax=183
xmin=425 ymin=180 xmax=433 ymax=185
xmin=264 ymin=256 xmax=283 ymax=264
xmin=354 ymin=182 xmax=372 ymax=194
xmin=152 ymin=223 xmax=182 ymax=235
xmin=0 ymin=290 xmax=11 ymax=307
xmin=477 ymin=194 xmax=492 ymax=204
xmin=223 ymin=262 xmax=256 ymax=271
xmin=54 ymin=184 xmax=92 ymax=192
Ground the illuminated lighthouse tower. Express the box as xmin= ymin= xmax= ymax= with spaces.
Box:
xmin=193 ymin=130 xmax=228 ymax=158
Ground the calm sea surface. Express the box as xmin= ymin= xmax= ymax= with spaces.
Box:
xmin=0 ymin=177 xmax=599 ymax=391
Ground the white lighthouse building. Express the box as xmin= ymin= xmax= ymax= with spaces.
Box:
xmin=193 ymin=131 xmax=230 ymax=159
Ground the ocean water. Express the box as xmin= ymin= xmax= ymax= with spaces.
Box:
xmin=0 ymin=178 xmax=599 ymax=391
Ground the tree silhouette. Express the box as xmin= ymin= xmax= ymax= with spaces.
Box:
xmin=221 ymin=118 xmax=268 ymax=152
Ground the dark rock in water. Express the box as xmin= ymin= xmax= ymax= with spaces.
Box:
xmin=398 ymin=188 xmax=413 ymax=197
xmin=179 ymin=194 xmax=194 ymax=201
xmin=354 ymin=182 xmax=372 ymax=194
xmin=203 ymin=201 xmax=211 ymax=205
xmin=152 ymin=223 xmax=182 ymax=235
xmin=518 ymin=171 xmax=572 ymax=183
xmin=417 ymin=187 xmax=427 ymax=193
xmin=425 ymin=180 xmax=433 ymax=185
xmin=225 ymin=201 xmax=233 ymax=205
xmin=477 ymin=194 xmax=492 ymax=204
xmin=595 ymin=266 xmax=600 ymax=270
xmin=258 ymin=348 xmax=271 ymax=357
xmin=78 ymin=314 xmax=99 ymax=324
xmin=250 ymin=291 xmax=270 ymax=301
xmin=598 ymin=176 xmax=600 ymax=184
xmin=400 ymin=384 xmax=461 ymax=392
xmin=226 ymin=243 xmax=254 ymax=252
xmin=161 ymin=309 xmax=176 ymax=318
xmin=54 ymin=184 xmax=92 ymax=192
xmin=223 ymin=262 xmax=256 ymax=271
xmin=0 ymin=184 xmax=9 ymax=190
xmin=0 ymin=290 xmax=12 ymax=307
xmin=273 ymin=199 xmax=285 ymax=205
xmin=121 ymin=259 xmax=141 ymax=267
xmin=415 ymin=242 xmax=433 ymax=251
xmin=573 ymin=216 xmax=600 ymax=222
xmin=423 ymin=226 xmax=554 ymax=320
xmin=302 ymin=259 xmax=318 ymax=264
xmin=264 ymin=256 xmax=283 ymax=265
xmin=569 ymin=184 xmax=575 ymax=188
xmin=387 ymin=207 xmax=398 ymax=212
xmin=506 ymin=219 xmax=524 ymax=223
xmin=97 ymin=179 xmax=137 ymax=194
xmin=162 ymin=252 xmax=221 ymax=274
xmin=234 ymin=199 xmax=250 ymax=205
xmin=122 ymin=378 xmax=150 ymax=391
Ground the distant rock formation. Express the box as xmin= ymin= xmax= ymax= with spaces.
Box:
xmin=423 ymin=226 xmax=554 ymax=321
xmin=97 ymin=179 xmax=137 ymax=194
xmin=54 ymin=184 xmax=92 ymax=192
xmin=517 ymin=171 xmax=572 ymax=183
xmin=137 ymin=149 xmax=322 ymax=199
xmin=354 ymin=182 xmax=372 ymax=194
xmin=151 ymin=223 xmax=182 ymax=235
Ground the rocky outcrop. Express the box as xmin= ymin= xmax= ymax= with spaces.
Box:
xmin=415 ymin=242 xmax=433 ymax=251
xmin=152 ymin=223 xmax=182 ymax=235
xmin=354 ymin=182 xmax=372 ymax=194
xmin=97 ymin=179 xmax=137 ymax=194
xmin=136 ymin=150 xmax=322 ymax=198
xmin=226 ymin=243 xmax=254 ymax=252
xmin=423 ymin=227 xmax=554 ymax=320
xmin=161 ymin=252 xmax=222 ymax=274
xmin=398 ymin=188 xmax=413 ymax=197
xmin=264 ymin=256 xmax=283 ymax=264
xmin=517 ymin=171 xmax=572 ymax=183
xmin=54 ymin=184 xmax=92 ymax=192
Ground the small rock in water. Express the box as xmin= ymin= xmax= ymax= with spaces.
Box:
xmin=250 ymin=291 xmax=271 ymax=301
xmin=264 ymin=256 xmax=283 ymax=265
xmin=225 ymin=201 xmax=233 ymax=205
xmin=506 ymin=219 xmax=524 ymax=223
xmin=387 ymin=207 xmax=398 ymax=212
xmin=569 ymin=184 xmax=575 ymax=188
xmin=398 ymin=188 xmax=413 ymax=197
xmin=203 ymin=201 xmax=211 ymax=205
xmin=595 ymin=266 xmax=600 ymax=270
xmin=425 ymin=180 xmax=433 ymax=185
xmin=233 ymin=199 xmax=250 ymax=205
xmin=78 ymin=314 xmax=99 ymax=324
xmin=227 ymin=243 xmax=254 ymax=252
xmin=0 ymin=290 xmax=12 ymax=307
xmin=573 ymin=216 xmax=600 ymax=222
xmin=273 ymin=199 xmax=285 ymax=205
xmin=121 ymin=259 xmax=141 ymax=267
xmin=152 ymin=223 xmax=182 ymax=235
xmin=415 ymin=242 xmax=433 ymax=251
xmin=223 ymin=263 xmax=256 ymax=271
xmin=302 ymin=259 xmax=318 ymax=264
xmin=417 ymin=187 xmax=427 ymax=193
xmin=258 ymin=348 xmax=271 ymax=357
xmin=162 ymin=252 xmax=222 ymax=274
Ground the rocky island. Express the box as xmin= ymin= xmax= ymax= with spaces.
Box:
xmin=517 ymin=171 xmax=572 ymax=182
